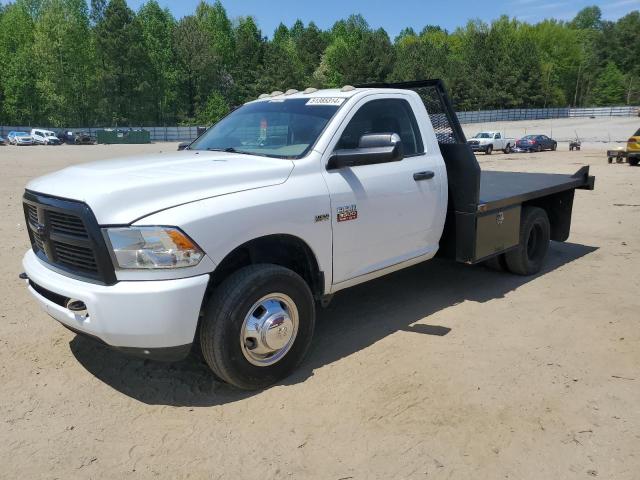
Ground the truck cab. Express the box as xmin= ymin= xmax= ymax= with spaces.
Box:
xmin=21 ymin=80 xmax=594 ymax=389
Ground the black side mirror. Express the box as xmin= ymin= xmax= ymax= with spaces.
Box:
xmin=177 ymin=142 xmax=190 ymax=151
xmin=327 ymin=133 xmax=404 ymax=170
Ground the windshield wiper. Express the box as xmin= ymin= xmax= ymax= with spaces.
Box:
xmin=206 ymin=147 xmax=238 ymax=152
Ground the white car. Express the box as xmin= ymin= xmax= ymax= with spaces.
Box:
xmin=31 ymin=129 xmax=61 ymax=145
xmin=467 ymin=131 xmax=515 ymax=154
xmin=21 ymin=81 xmax=594 ymax=389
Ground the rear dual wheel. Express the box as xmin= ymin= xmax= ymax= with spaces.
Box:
xmin=504 ymin=207 xmax=550 ymax=275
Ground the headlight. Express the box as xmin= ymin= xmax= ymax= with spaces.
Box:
xmin=104 ymin=227 xmax=204 ymax=269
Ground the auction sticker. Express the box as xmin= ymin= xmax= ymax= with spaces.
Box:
xmin=306 ymin=97 xmax=346 ymax=106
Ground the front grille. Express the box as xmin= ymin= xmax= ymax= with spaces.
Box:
xmin=23 ymin=191 xmax=116 ymax=284
xmin=52 ymin=241 xmax=98 ymax=272
xmin=48 ymin=210 xmax=88 ymax=238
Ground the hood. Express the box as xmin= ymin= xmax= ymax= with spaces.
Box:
xmin=27 ymin=150 xmax=294 ymax=224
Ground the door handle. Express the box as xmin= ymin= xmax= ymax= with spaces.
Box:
xmin=413 ymin=171 xmax=435 ymax=181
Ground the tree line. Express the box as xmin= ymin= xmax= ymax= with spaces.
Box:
xmin=0 ymin=0 xmax=638 ymax=127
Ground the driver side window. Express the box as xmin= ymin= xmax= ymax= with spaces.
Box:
xmin=336 ymin=99 xmax=424 ymax=155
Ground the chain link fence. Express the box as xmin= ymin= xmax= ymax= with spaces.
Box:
xmin=2 ymin=106 xmax=637 ymax=142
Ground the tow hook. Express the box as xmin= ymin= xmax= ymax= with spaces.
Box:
xmin=66 ymin=299 xmax=88 ymax=316
xmin=18 ymin=272 xmax=28 ymax=280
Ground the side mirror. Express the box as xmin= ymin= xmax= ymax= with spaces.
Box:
xmin=177 ymin=142 xmax=190 ymax=151
xmin=327 ymin=133 xmax=404 ymax=170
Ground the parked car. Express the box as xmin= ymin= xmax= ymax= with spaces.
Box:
xmin=467 ymin=131 xmax=515 ymax=154
xmin=57 ymin=131 xmax=75 ymax=144
xmin=74 ymin=131 xmax=95 ymax=145
xmin=31 ymin=129 xmax=61 ymax=145
xmin=516 ymin=135 xmax=557 ymax=152
xmin=7 ymin=131 xmax=34 ymax=146
xmin=20 ymin=79 xmax=595 ymax=390
xmin=0 ymin=135 xmax=6 ymax=145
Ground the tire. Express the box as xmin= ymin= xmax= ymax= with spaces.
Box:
xmin=200 ymin=264 xmax=315 ymax=390
xmin=505 ymin=207 xmax=550 ymax=276
xmin=629 ymin=157 xmax=639 ymax=167
xmin=608 ymin=157 xmax=613 ymax=164
xmin=536 ymin=145 xmax=543 ymax=153
xmin=485 ymin=145 xmax=493 ymax=155
xmin=483 ymin=254 xmax=507 ymax=272
xmin=552 ymin=143 xmax=557 ymax=151
xmin=503 ymin=144 xmax=512 ymax=154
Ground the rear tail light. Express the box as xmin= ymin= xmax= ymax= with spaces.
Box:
xmin=629 ymin=138 xmax=638 ymax=143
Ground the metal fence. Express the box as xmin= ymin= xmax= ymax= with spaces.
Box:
xmin=1 ymin=106 xmax=637 ymax=142
xmin=457 ymin=106 xmax=639 ymax=124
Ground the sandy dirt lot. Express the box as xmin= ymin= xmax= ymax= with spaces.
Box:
xmin=1 ymin=134 xmax=639 ymax=479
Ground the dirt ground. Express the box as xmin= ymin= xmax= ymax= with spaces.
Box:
xmin=1 ymin=135 xmax=639 ymax=479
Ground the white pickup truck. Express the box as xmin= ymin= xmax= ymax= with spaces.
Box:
xmin=467 ymin=131 xmax=515 ymax=155
xmin=21 ymin=80 xmax=594 ymax=389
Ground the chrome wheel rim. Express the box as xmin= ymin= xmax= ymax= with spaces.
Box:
xmin=240 ymin=293 xmax=299 ymax=367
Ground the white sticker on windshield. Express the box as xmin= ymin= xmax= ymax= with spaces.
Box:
xmin=306 ymin=97 xmax=346 ymax=106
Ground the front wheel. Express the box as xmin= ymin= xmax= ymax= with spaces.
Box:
xmin=505 ymin=207 xmax=550 ymax=276
xmin=629 ymin=157 xmax=639 ymax=166
xmin=536 ymin=145 xmax=543 ymax=153
xmin=485 ymin=145 xmax=493 ymax=155
xmin=503 ymin=144 xmax=512 ymax=154
xmin=200 ymin=264 xmax=315 ymax=390
xmin=552 ymin=143 xmax=557 ymax=151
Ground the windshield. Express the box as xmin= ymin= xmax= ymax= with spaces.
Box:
xmin=16 ymin=132 xmax=29 ymax=136
xmin=189 ymin=98 xmax=342 ymax=159
xmin=474 ymin=133 xmax=491 ymax=139
xmin=521 ymin=135 xmax=535 ymax=140
xmin=634 ymin=128 xmax=640 ymax=137
xmin=45 ymin=132 xmax=56 ymax=137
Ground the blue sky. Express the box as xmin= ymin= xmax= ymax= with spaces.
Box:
xmin=125 ymin=0 xmax=639 ymax=37
xmin=1 ymin=0 xmax=638 ymax=36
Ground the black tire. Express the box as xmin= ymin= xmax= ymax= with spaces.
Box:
xmin=552 ymin=143 xmax=557 ymax=151
xmin=200 ymin=264 xmax=315 ymax=390
xmin=486 ymin=145 xmax=493 ymax=155
xmin=536 ymin=145 xmax=543 ymax=153
xmin=503 ymin=144 xmax=512 ymax=154
xmin=483 ymin=254 xmax=507 ymax=272
xmin=505 ymin=207 xmax=550 ymax=276
xmin=629 ymin=157 xmax=639 ymax=166
xmin=608 ymin=157 xmax=613 ymax=164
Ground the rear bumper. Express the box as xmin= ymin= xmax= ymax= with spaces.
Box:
xmin=23 ymin=249 xmax=209 ymax=360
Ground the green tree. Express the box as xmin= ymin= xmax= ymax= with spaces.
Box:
xmin=138 ymin=0 xmax=177 ymax=124
xmin=173 ymin=15 xmax=221 ymax=121
xmin=230 ymin=16 xmax=264 ymax=103
xmin=590 ymin=62 xmax=627 ymax=106
xmin=33 ymin=0 xmax=94 ymax=126
xmin=196 ymin=90 xmax=229 ymax=125
xmin=93 ymin=0 xmax=152 ymax=125
xmin=315 ymin=15 xmax=394 ymax=87
xmin=0 ymin=1 xmax=38 ymax=124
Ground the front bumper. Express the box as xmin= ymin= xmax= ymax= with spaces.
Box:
xmin=468 ymin=143 xmax=488 ymax=152
xmin=23 ymin=249 xmax=209 ymax=360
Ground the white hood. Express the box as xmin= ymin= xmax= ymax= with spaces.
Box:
xmin=27 ymin=151 xmax=294 ymax=224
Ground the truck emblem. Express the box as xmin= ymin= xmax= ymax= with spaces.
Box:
xmin=34 ymin=222 xmax=47 ymax=236
xmin=314 ymin=214 xmax=330 ymax=223
xmin=496 ymin=212 xmax=504 ymax=225
xmin=337 ymin=204 xmax=358 ymax=222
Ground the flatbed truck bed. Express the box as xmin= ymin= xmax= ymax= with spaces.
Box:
xmin=361 ymin=80 xmax=595 ymax=266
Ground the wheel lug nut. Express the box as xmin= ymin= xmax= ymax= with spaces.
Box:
xmin=245 ymin=338 xmax=257 ymax=350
